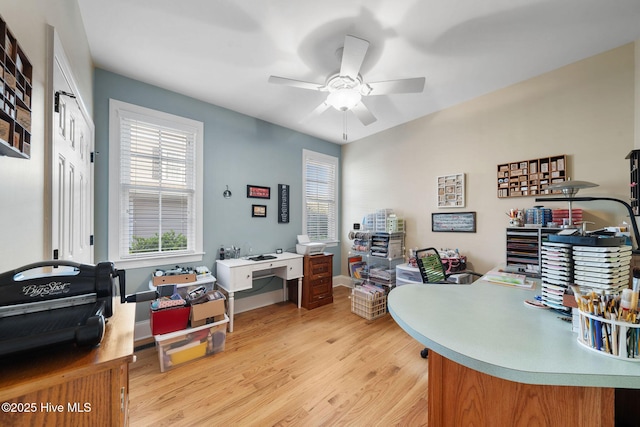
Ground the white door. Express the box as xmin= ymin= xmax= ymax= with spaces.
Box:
xmin=50 ymin=33 xmax=94 ymax=264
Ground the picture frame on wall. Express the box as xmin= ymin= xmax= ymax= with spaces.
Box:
xmin=432 ymin=212 xmax=476 ymax=233
xmin=252 ymin=204 xmax=267 ymax=217
xmin=437 ymin=173 xmax=465 ymax=208
xmin=247 ymin=185 xmax=270 ymax=199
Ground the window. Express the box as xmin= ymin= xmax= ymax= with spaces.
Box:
xmin=302 ymin=149 xmax=338 ymax=244
xmin=108 ymin=100 xmax=203 ymax=268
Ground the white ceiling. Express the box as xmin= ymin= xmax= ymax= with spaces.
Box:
xmin=77 ymin=0 xmax=640 ymax=145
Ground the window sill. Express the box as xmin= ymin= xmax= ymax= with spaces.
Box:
xmin=112 ymin=252 xmax=205 ymax=270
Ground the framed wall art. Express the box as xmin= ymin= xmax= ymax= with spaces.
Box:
xmin=252 ymin=204 xmax=267 ymax=217
xmin=432 ymin=212 xmax=476 ymax=233
xmin=437 ymin=173 xmax=465 ymax=208
xmin=247 ymin=185 xmax=270 ymax=199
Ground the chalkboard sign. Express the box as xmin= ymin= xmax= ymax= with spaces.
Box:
xmin=432 ymin=212 xmax=476 ymax=233
xmin=278 ymin=184 xmax=289 ymax=223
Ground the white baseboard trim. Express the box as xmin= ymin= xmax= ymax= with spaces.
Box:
xmin=135 ymin=320 xmax=152 ymax=343
xmin=235 ymin=289 xmax=284 ymax=314
xmin=333 ymin=275 xmax=353 ymax=288
xmin=135 ymin=275 xmax=352 ymax=342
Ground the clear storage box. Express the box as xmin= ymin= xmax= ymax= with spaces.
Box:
xmin=155 ymin=314 xmax=229 ymax=372
xmin=395 ymin=264 xmax=422 ymax=285
xmin=375 ymin=209 xmax=394 ymax=232
xmin=386 ymin=216 xmax=405 ymax=233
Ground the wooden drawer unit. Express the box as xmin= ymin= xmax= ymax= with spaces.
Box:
xmin=291 ymin=253 xmax=333 ymax=310
xmin=308 ymin=254 xmax=332 ymax=277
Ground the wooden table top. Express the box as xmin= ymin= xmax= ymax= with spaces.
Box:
xmin=0 ymin=298 xmax=135 ymax=400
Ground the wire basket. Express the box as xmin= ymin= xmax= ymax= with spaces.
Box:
xmin=351 ymin=287 xmax=387 ymax=320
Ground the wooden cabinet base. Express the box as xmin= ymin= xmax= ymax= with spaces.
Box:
xmin=288 ymin=254 xmax=333 ymax=310
xmin=0 ymin=300 xmax=135 ymax=427
xmin=428 ymin=351 xmax=615 ymax=427
xmin=1 ymin=364 xmax=129 ymax=427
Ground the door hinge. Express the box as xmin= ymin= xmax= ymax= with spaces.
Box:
xmin=90 ymin=152 xmax=95 ymax=163
xmin=54 ymin=90 xmax=76 ymax=113
xmin=90 ymin=235 xmax=94 ymax=246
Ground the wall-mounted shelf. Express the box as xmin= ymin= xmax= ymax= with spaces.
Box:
xmin=626 ymin=150 xmax=640 ymax=216
xmin=437 ymin=173 xmax=465 ymax=208
xmin=497 ymin=155 xmax=567 ymax=198
xmin=0 ymin=15 xmax=32 ymax=159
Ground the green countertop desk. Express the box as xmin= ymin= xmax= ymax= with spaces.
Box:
xmin=388 ymin=279 xmax=640 ymax=427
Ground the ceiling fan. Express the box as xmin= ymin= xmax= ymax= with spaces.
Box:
xmin=268 ymin=35 xmax=426 ymax=128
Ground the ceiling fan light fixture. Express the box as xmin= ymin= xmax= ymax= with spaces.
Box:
xmin=268 ymin=35 xmax=425 ymax=130
xmin=327 ymin=88 xmax=361 ymax=111
xmin=360 ymin=83 xmax=373 ymax=96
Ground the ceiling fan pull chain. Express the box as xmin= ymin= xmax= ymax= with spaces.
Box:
xmin=343 ymin=111 xmax=348 ymax=141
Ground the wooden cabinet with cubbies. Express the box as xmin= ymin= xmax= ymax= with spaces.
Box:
xmin=497 ymin=155 xmax=567 ymax=198
xmin=0 ymin=15 xmax=32 ymax=159
xmin=626 ymin=150 xmax=640 ymax=216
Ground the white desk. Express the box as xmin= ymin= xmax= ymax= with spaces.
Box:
xmin=215 ymin=252 xmax=303 ymax=332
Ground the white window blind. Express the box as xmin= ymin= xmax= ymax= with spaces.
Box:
xmin=109 ymin=100 xmax=203 ymax=267
xmin=303 ymin=149 xmax=338 ymax=242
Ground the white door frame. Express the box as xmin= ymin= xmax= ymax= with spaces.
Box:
xmin=44 ymin=26 xmax=95 ymax=264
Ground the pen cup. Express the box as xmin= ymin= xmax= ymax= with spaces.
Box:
xmin=577 ymin=310 xmax=640 ymax=362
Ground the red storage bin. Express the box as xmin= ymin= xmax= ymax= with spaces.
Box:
xmin=150 ymin=306 xmax=190 ymax=335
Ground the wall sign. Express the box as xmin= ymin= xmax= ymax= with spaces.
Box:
xmin=278 ymin=184 xmax=289 ymax=223
xmin=247 ymin=185 xmax=270 ymax=199
xmin=432 ymin=212 xmax=476 ymax=233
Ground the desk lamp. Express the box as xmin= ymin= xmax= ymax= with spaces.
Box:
xmin=546 ymin=179 xmax=598 ymax=227
xmin=535 ymin=179 xmax=640 ymax=252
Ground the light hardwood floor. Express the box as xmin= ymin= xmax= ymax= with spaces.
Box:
xmin=129 ymin=285 xmax=429 ymax=426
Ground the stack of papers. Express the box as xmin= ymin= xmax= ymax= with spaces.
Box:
xmin=481 ymin=270 xmax=533 ymax=289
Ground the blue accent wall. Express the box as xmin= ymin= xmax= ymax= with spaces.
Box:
xmin=93 ymin=69 xmax=341 ymax=319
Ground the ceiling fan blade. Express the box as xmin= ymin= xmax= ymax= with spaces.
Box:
xmin=351 ymin=102 xmax=376 ymax=126
xmin=339 ymin=35 xmax=369 ymax=79
xmin=268 ymin=76 xmax=325 ymax=91
xmin=365 ymin=77 xmax=426 ymax=95
xmin=302 ymin=101 xmax=331 ymax=122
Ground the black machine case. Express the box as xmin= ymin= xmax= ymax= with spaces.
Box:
xmin=0 ymin=260 xmax=126 ymax=357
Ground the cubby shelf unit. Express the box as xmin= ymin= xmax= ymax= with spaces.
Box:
xmin=0 ymin=15 xmax=32 ymax=159
xmin=497 ymin=155 xmax=567 ymax=198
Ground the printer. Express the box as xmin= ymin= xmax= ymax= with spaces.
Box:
xmin=296 ymin=235 xmax=326 ymax=255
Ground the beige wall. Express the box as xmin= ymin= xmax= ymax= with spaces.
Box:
xmin=636 ymin=40 xmax=640 ymax=149
xmin=341 ymin=43 xmax=636 ymax=276
xmin=0 ymin=0 xmax=93 ymax=271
